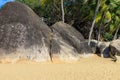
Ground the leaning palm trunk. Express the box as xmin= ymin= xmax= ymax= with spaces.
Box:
xmin=97 ymin=9 xmax=107 ymax=43
xmin=61 ymin=0 xmax=65 ymax=22
xmin=113 ymin=24 xmax=120 ymax=40
xmin=88 ymin=0 xmax=101 ymax=45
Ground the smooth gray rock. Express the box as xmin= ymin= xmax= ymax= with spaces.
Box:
xmin=98 ymin=42 xmax=110 ymax=58
xmin=0 ymin=2 xmax=51 ymax=62
xmin=50 ymin=22 xmax=93 ymax=61
xmin=90 ymin=40 xmax=110 ymax=58
xmin=110 ymin=39 xmax=120 ymax=56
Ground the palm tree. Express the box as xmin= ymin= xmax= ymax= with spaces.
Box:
xmin=88 ymin=0 xmax=101 ymax=45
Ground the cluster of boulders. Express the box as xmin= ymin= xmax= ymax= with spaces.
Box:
xmin=0 ymin=2 xmax=119 ymax=62
xmin=0 ymin=2 xmax=93 ymax=62
xmin=91 ymin=39 xmax=120 ymax=61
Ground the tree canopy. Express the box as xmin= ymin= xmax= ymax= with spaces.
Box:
xmin=15 ymin=0 xmax=120 ymax=41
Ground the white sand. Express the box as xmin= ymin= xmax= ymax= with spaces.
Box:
xmin=0 ymin=55 xmax=120 ymax=80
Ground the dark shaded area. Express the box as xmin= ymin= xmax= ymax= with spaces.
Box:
xmin=80 ymin=41 xmax=93 ymax=54
xmin=72 ymin=21 xmax=92 ymax=39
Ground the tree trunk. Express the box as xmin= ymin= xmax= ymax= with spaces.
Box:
xmin=88 ymin=0 xmax=100 ymax=46
xmin=61 ymin=0 xmax=65 ymax=22
xmin=113 ymin=24 xmax=120 ymax=40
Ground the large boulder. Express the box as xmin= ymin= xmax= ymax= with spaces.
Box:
xmin=0 ymin=2 xmax=51 ymax=62
xmin=110 ymin=39 xmax=120 ymax=56
xmin=50 ymin=22 xmax=93 ymax=61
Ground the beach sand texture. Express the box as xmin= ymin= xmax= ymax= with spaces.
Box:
xmin=0 ymin=55 xmax=120 ymax=80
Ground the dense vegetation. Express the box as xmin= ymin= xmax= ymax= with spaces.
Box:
xmin=15 ymin=0 xmax=120 ymax=41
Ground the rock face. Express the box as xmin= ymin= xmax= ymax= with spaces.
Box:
xmin=51 ymin=22 xmax=93 ymax=61
xmin=97 ymin=42 xmax=110 ymax=58
xmin=110 ymin=39 xmax=120 ymax=56
xmin=0 ymin=2 xmax=51 ymax=62
xmin=90 ymin=40 xmax=110 ymax=58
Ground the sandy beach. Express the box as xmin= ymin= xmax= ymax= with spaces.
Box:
xmin=0 ymin=55 xmax=120 ymax=80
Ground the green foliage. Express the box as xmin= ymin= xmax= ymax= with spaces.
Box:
xmin=15 ymin=0 xmax=40 ymax=9
xmin=94 ymin=0 xmax=120 ymax=40
xmin=104 ymin=32 xmax=113 ymax=41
